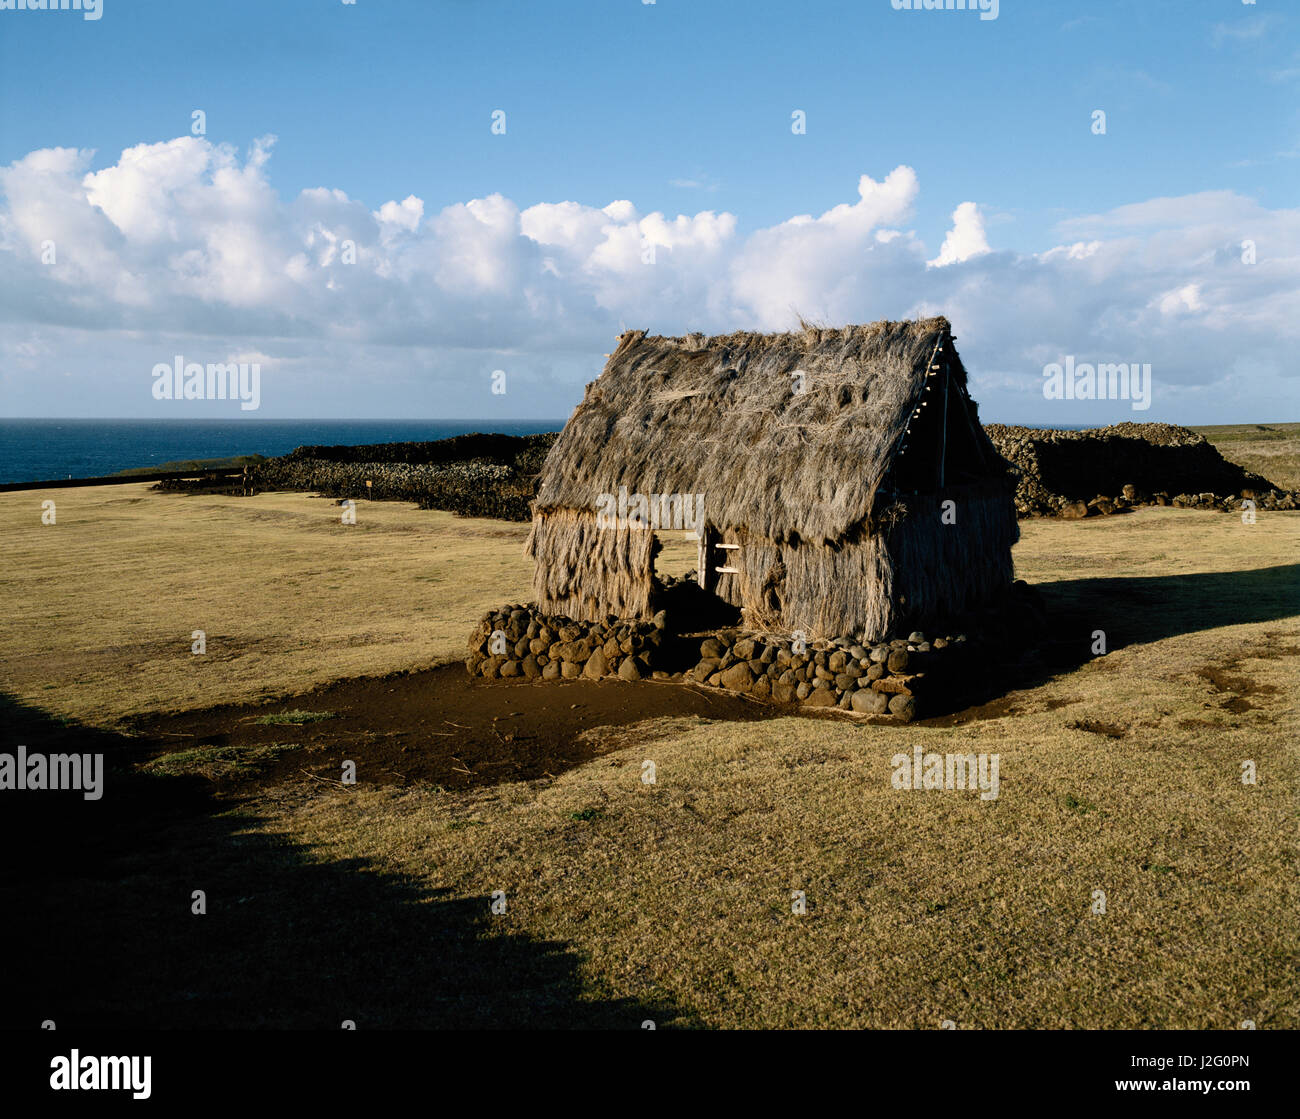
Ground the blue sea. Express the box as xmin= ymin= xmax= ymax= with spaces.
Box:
xmin=0 ymin=417 xmax=1100 ymax=486
xmin=0 ymin=419 xmax=568 ymax=485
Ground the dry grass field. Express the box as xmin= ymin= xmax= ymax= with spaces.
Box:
xmin=1 ymin=473 xmax=1296 ymax=1028
xmin=0 ymin=487 xmax=536 ymax=724
xmin=1197 ymin=421 xmax=1300 ymax=491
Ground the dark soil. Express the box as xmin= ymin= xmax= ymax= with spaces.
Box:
xmin=1067 ymin=718 xmax=1128 ymax=738
xmin=914 ymin=695 xmax=1021 ymax=727
xmin=1194 ymin=662 xmax=1280 ymax=714
xmin=128 ymin=665 xmax=793 ymax=794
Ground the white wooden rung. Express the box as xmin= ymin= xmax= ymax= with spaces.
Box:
xmin=714 ymin=542 xmax=740 ymax=550
xmin=714 ymin=566 xmax=740 ymax=574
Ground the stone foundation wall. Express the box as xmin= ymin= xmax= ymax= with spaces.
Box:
xmin=466 ymin=582 xmax=1048 ymax=723
xmin=466 ymin=606 xmax=672 ymax=683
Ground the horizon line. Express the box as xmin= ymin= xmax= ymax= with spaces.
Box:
xmin=1 ymin=416 xmax=1293 ymax=427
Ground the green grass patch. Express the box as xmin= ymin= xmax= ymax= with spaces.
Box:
xmin=114 ymin=454 xmax=267 ymax=476
xmin=255 ymin=709 xmax=337 ymax=726
xmin=144 ymin=743 xmax=295 ymax=778
xmin=1061 ymin=793 xmax=1100 ymax=815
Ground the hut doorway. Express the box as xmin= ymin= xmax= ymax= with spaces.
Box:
xmin=650 ymin=528 xmax=700 ymax=583
xmin=644 ymin=523 xmax=740 ymax=631
xmin=697 ymin=525 xmax=741 ymax=594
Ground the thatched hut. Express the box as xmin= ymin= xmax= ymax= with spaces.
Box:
xmin=525 ymin=317 xmax=1018 ymax=641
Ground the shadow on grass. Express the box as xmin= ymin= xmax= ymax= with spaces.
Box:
xmin=0 ymin=695 xmax=679 ymax=1029
xmin=926 ymin=563 xmax=1300 ymax=718
xmin=1037 ymin=562 xmax=1300 ymax=654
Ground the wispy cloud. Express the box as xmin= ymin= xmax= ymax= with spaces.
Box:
xmin=1267 ymin=51 xmax=1300 ymax=83
xmin=669 ymin=176 xmax=721 ymax=192
xmin=1227 ymin=143 xmax=1300 ymax=168
xmin=1088 ymin=64 xmax=1173 ymax=96
xmin=1211 ymin=16 xmax=1280 ymax=47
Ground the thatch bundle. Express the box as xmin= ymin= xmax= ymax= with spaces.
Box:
xmin=527 ymin=507 xmax=658 ymax=621
xmin=527 ymin=317 xmax=1018 ymax=640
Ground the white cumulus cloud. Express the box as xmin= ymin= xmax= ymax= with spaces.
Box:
xmin=0 ymin=136 xmax=1297 ymax=422
xmin=928 ymin=201 xmax=991 ymax=267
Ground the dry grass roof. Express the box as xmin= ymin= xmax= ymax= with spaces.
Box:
xmin=535 ymin=316 xmax=970 ymax=543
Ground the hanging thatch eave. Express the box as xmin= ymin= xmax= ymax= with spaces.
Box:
xmin=532 ymin=317 xmax=969 ymax=546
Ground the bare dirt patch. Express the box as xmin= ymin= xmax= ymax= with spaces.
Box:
xmin=1194 ymin=662 xmax=1281 ymax=714
xmin=1067 ymin=718 xmax=1128 ymax=738
xmin=916 ymin=695 xmax=1021 ymax=727
xmin=129 ymin=665 xmax=796 ymax=794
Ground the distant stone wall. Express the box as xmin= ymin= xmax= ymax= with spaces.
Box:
xmin=255 ymin=458 xmax=538 ymax=520
xmin=253 ymin=432 xmax=558 ymax=520
xmin=270 ymin=432 xmax=556 ymax=471
xmin=985 ymin=422 xmax=1296 ymax=516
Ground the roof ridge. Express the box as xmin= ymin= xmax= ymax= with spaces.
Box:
xmin=614 ymin=316 xmax=952 ymax=352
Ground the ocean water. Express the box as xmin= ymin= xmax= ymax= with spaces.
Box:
xmin=0 ymin=417 xmax=1100 ymax=486
xmin=0 ymin=419 xmax=567 ymax=485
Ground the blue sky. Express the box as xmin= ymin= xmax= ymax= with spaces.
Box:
xmin=0 ymin=0 xmax=1297 ymax=423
